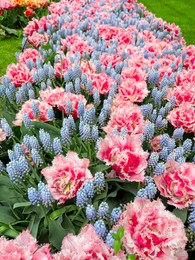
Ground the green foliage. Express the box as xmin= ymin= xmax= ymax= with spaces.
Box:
xmin=138 ymin=0 xmax=195 ymax=45
xmin=113 ymin=227 xmax=124 ymax=253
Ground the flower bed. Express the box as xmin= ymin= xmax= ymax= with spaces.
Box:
xmin=0 ymin=0 xmax=195 ymax=258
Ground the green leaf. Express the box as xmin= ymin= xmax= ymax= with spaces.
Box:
xmin=106 ymin=188 xmax=119 ymax=199
xmin=49 ymin=217 xmax=74 ymax=250
xmin=33 ymin=121 xmax=61 ymax=139
xmin=3 ymin=228 xmax=19 ymax=238
xmin=127 ymin=254 xmax=136 ymax=260
xmin=117 ymin=226 xmax=124 ymax=239
xmin=28 ymin=214 xmax=42 ymax=238
xmin=50 ymin=208 xmax=66 ymax=220
xmin=91 ymin=164 xmax=111 ymax=173
xmin=173 ymin=208 xmax=188 ymax=223
xmin=0 ymin=206 xmax=17 ymax=224
xmin=112 ymin=233 xmax=119 ymax=240
xmin=113 ymin=239 xmax=121 ymax=254
xmin=13 ymin=202 xmax=32 ymax=209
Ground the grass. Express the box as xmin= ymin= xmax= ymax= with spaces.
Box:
xmin=0 ymin=1 xmax=195 ymax=76
xmin=0 ymin=37 xmax=22 ymax=76
xmin=138 ymin=0 xmax=195 ymax=45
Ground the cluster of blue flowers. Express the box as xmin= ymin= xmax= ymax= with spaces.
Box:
xmin=28 ymin=182 xmax=54 ymax=207
xmin=76 ymin=172 xmax=122 ymax=247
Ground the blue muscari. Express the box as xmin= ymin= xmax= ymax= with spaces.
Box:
xmin=140 ymin=104 xmax=153 ymax=118
xmin=81 ymin=124 xmax=91 ymax=140
xmin=160 ymin=134 xmax=169 ymax=147
xmin=147 ymin=69 xmax=160 ymax=85
xmin=174 ymin=147 xmax=184 ymax=159
xmin=172 ymin=128 xmax=184 ymax=140
xmin=65 ymin=100 xmax=73 ymax=114
xmin=32 ymin=101 xmax=40 ymax=117
xmin=83 ymin=181 xmax=95 ymax=198
xmin=98 ymin=202 xmax=109 ymax=218
xmin=38 ymin=182 xmax=54 ymax=207
xmin=31 ymin=149 xmax=43 ymax=166
xmin=75 ymin=78 xmax=81 ymax=93
xmin=39 ymin=129 xmax=53 ymax=152
xmin=143 ymin=122 xmax=154 ymax=140
xmin=23 ymin=134 xmax=31 ymax=151
xmin=166 ymin=151 xmax=176 ymax=161
xmin=91 ymin=125 xmax=99 ymax=142
xmin=53 ymin=137 xmax=62 ymax=155
xmin=76 ymin=188 xmax=89 ymax=207
xmin=47 ymin=107 xmax=55 ymax=121
xmin=167 ymin=139 xmax=176 ymax=152
xmin=188 ymin=202 xmax=195 ymax=232
xmin=8 ymin=150 xmax=16 ymax=161
xmin=94 ymin=219 xmax=107 ymax=238
xmin=148 ymin=152 xmax=159 ymax=167
xmin=67 ymin=115 xmax=76 ymax=132
xmin=28 ymin=187 xmax=40 ymax=206
xmin=86 ymin=204 xmax=96 ymax=220
xmin=105 ymin=230 xmax=116 ymax=247
xmin=94 ymin=172 xmax=105 ymax=187
xmin=1 ymin=118 xmax=13 ymax=137
xmin=28 ymin=89 xmax=35 ymax=99
xmin=153 ymin=162 xmax=165 ymax=176
xmin=23 ymin=113 xmax=32 ymax=129
xmin=60 ymin=126 xmax=72 ymax=145
xmin=182 ymin=139 xmax=192 ymax=153
xmin=6 ymin=156 xmax=29 ymax=183
xmin=159 ymin=147 xmax=169 ymax=160
xmin=78 ymin=100 xmax=85 ymax=118
xmin=177 ymin=156 xmax=186 ymax=164
xmin=110 ymin=207 xmax=122 ymax=222
xmin=83 ymin=107 xmax=96 ymax=124
xmin=93 ymin=88 xmax=100 ymax=104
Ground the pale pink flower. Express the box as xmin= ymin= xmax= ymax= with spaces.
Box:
xmin=6 ymin=63 xmax=33 ymax=87
xmin=48 ymin=2 xmax=67 ymax=15
xmin=0 ymin=230 xmax=38 ymax=259
xmin=184 ymin=45 xmax=195 ymax=69
xmin=17 ymin=48 xmax=42 ymax=65
xmin=40 ymin=87 xmax=66 ymax=109
xmin=61 ymin=34 xmax=93 ymax=54
xmin=53 ymin=224 xmax=125 ymax=260
xmin=118 ymin=79 xmax=149 ymax=103
xmin=27 ymin=32 xmax=49 ymax=48
xmin=33 ymin=244 xmax=53 ymax=260
xmin=0 ymin=0 xmax=16 ymax=9
xmin=167 ymin=102 xmax=195 ymax=134
xmin=41 ymin=152 xmax=93 ymax=204
xmin=13 ymin=99 xmax=53 ymax=126
xmin=103 ymin=103 xmax=145 ymax=135
xmin=167 ymin=83 xmax=195 ymax=106
xmin=40 ymin=87 xmax=87 ymax=118
xmin=100 ymin=53 xmax=122 ymax=68
xmin=115 ymin=198 xmax=188 ymax=260
xmin=150 ymin=135 xmax=163 ymax=152
xmin=54 ymin=58 xmax=71 ymax=78
xmin=90 ymin=72 xmax=115 ymax=95
xmin=97 ymin=134 xmax=148 ymax=182
xmin=154 ymin=160 xmax=195 ymax=209
xmin=23 ymin=18 xmax=40 ymax=36
xmin=121 ymin=67 xmax=146 ymax=82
